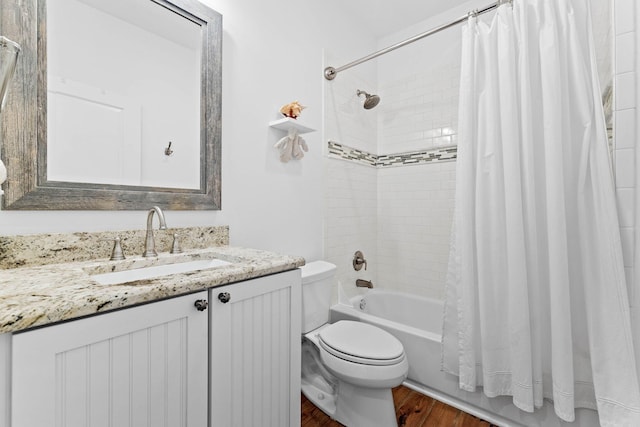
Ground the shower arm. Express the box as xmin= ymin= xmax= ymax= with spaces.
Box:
xmin=324 ymin=0 xmax=511 ymax=80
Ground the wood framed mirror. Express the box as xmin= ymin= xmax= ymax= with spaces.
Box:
xmin=0 ymin=0 xmax=222 ymax=210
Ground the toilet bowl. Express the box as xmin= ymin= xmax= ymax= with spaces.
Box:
xmin=300 ymin=261 xmax=408 ymax=427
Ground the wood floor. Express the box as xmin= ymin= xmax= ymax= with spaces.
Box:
xmin=301 ymin=385 xmax=497 ymax=427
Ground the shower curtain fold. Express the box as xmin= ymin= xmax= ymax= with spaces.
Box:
xmin=441 ymin=0 xmax=640 ymax=425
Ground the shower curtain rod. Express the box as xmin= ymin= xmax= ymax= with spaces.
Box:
xmin=324 ymin=0 xmax=512 ymax=80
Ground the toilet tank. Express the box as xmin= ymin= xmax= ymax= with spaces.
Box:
xmin=300 ymin=261 xmax=337 ymax=334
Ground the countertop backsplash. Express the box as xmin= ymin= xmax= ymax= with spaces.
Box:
xmin=0 ymin=226 xmax=229 ymax=269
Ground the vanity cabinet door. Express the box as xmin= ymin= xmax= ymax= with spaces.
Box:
xmin=210 ymin=269 xmax=302 ymax=427
xmin=11 ymin=291 xmax=208 ymax=427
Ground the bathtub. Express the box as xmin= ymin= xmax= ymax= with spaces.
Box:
xmin=329 ymin=289 xmax=600 ymax=427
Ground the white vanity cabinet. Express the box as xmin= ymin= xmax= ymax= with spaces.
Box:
xmin=210 ymin=269 xmax=302 ymax=427
xmin=10 ymin=291 xmax=209 ymax=427
xmin=2 ymin=269 xmax=302 ymax=427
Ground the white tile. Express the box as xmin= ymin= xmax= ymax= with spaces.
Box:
xmin=614 ymin=108 xmax=636 ymax=150
xmin=615 ymin=148 xmax=635 ymax=188
xmin=616 ymin=72 xmax=636 ymax=110
xmin=615 ymin=0 xmax=635 ymax=35
xmin=620 ymin=227 xmax=635 ymax=268
xmin=616 ymin=32 xmax=636 ymax=74
xmin=616 ymin=188 xmax=635 ymax=227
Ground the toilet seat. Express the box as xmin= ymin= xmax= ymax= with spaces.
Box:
xmin=318 ymin=321 xmax=405 ymax=366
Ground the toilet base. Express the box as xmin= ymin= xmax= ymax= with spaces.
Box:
xmin=302 ymin=339 xmax=339 ymax=418
xmin=302 ymin=380 xmax=337 ymax=419
xmin=334 ymin=381 xmax=398 ymax=427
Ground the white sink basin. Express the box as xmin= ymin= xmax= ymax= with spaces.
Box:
xmin=91 ymin=259 xmax=232 ymax=285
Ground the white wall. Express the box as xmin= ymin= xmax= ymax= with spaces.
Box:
xmin=0 ymin=0 xmax=377 ymax=262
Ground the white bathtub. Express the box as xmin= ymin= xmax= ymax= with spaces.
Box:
xmin=330 ymin=289 xmax=600 ymax=427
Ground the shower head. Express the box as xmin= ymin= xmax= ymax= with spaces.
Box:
xmin=357 ymin=89 xmax=380 ymax=109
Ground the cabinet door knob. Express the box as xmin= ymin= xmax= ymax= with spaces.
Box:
xmin=218 ymin=292 xmax=231 ymax=303
xmin=194 ymin=299 xmax=209 ymax=311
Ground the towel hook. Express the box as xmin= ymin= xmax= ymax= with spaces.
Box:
xmin=164 ymin=141 xmax=174 ymax=156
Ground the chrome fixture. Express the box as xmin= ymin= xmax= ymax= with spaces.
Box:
xmin=143 ymin=206 xmax=167 ymax=257
xmin=170 ymin=233 xmax=182 ymax=254
xmin=353 ymin=250 xmax=367 ymax=271
xmin=109 ymin=237 xmax=126 ymax=261
xmin=324 ymin=0 xmax=511 ymax=80
xmin=356 ymin=90 xmax=380 ymax=109
xmin=0 ymin=36 xmax=21 ymax=112
xmin=356 ymin=279 xmax=373 ymax=289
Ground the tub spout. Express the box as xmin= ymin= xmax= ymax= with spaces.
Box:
xmin=356 ymin=279 xmax=373 ymax=288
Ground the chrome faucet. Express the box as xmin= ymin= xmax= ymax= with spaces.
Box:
xmin=143 ymin=206 xmax=167 ymax=257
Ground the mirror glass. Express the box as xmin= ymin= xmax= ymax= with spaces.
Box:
xmin=0 ymin=0 xmax=221 ymax=210
xmin=47 ymin=0 xmax=201 ymax=189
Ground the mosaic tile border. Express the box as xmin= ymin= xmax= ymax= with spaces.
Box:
xmin=328 ymin=141 xmax=457 ymax=168
xmin=327 ymin=142 xmax=377 ymax=167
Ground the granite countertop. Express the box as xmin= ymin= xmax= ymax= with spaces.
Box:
xmin=0 ymin=227 xmax=305 ymax=334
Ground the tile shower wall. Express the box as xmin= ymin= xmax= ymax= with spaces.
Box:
xmin=372 ymin=0 xmax=613 ymax=301
xmin=324 ymin=54 xmax=378 ymax=301
xmin=377 ymin=58 xmax=460 ymax=153
xmin=324 ymin=16 xmax=462 ymax=301
xmin=374 ymin=25 xmax=462 ymax=300
xmin=613 ymin=0 xmax=640 ymax=377
xmin=324 ymin=160 xmax=378 ymax=300
xmin=615 ymin=0 xmax=636 ymax=305
xmin=325 ymin=0 xmax=623 ymax=306
xmin=324 ymin=53 xmax=378 ymax=153
xmin=377 ymin=163 xmax=456 ymax=299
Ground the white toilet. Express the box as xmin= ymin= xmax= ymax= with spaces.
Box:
xmin=300 ymin=261 xmax=408 ymax=427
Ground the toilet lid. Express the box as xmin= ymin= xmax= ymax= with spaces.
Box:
xmin=318 ymin=321 xmax=405 ymax=366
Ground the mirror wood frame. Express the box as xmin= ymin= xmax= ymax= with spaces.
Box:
xmin=0 ymin=0 xmax=222 ymax=210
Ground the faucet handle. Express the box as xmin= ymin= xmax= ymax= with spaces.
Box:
xmin=170 ymin=233 xmax=183 ymax=254
xmin=109 ymin=237 xmax=126 ymax=261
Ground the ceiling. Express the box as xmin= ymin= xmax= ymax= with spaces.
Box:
xmin=333 ymin=0 xmax=472 ymax=39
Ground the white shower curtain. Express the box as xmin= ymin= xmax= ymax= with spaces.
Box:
xmin=441 ymin=0 xmax=640 ymax=425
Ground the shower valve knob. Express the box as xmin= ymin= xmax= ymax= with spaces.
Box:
xmin=353 ymin=250 xmax=367 ymax=271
